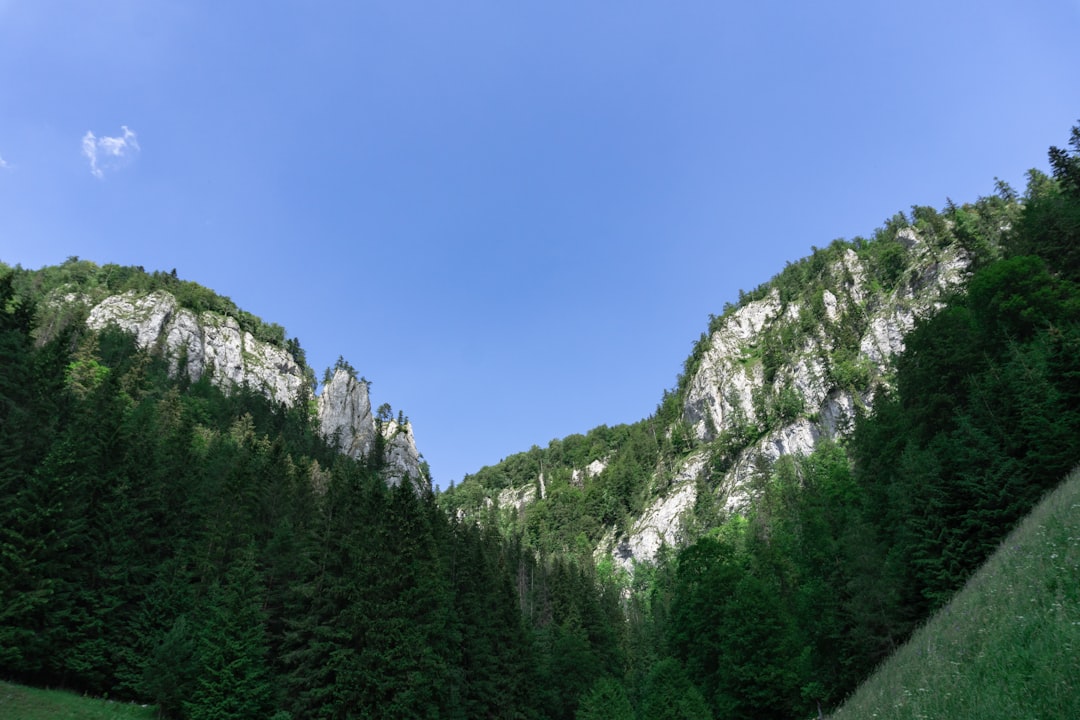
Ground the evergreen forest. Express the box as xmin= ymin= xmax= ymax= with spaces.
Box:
xmin=1 ymin=127 xmax=1079 ymax=718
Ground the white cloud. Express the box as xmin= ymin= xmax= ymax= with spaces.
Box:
xmin=0 ymin=153 xmax=9 ymax=170
xmin=82 ymin=125 xmax=140 ymax=178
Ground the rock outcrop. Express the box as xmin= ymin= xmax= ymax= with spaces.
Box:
xmin=316 ymin=368 xmax=426 ymax=490
xmin=87 ymin=289 xmax=426 ymax=490
xmin=87 ymin=290 xmax=305 ymax=405
xmin=316 ymin=368 xmax=377 ymax=458
xmin=602 ymin=452 xmax=705 ymax=573
xmin=596 ymin=236 xmax=970 ymax=566
xmin=380 ymin=419 xmax=425 ymax=490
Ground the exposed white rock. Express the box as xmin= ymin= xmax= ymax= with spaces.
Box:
xmin=381 ymin=419 xmax=425 ymax=490
xmin=822 ymin=289 xmax=839 ymax=323
xmin=617 ymin=235 xmax=974 ymax=564
xmin=498 ymin=485 xmax=538 ymax=514
xmin=819 ymin=391 xmax=858 ymax=437
xmin=461 ymin=230 xmax=976 ymax=569
xmin=85 ymin=289 xmax=427 ymax=490
xmin=604 ymin=452 xmax=705 ymax=573
xmin=315 ymin=367 xmax=426 ymax=490
xmin=721 ymin=419 xmax=823 ymax=514
xmin=88 ymin=291 xmax=178 ymax=349
xmin=683 ymin=291 xmax=780 ymax=441
xmin=896 ymin=226 xmax=920 ymax=249
xmin=684 ymin=240 xmax=969 ymax=451
xmin=788 ymin=353 xmax=829 ymax=411
xmin=859 ymin=313 xmax=911 ymax=365
xmin=571 ymin=458 xmax=609 ymax=487
xmin=317 ymin=368 xmax=376 ymax=458
xmin=87 ymin=290 xmax=305 ymax=404
xmin=839 ymin=249 xmax=867 ymax=305
xmin=163 ymin=309 xmax=203 ymax=374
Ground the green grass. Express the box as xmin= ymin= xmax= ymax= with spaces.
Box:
xmin=830 ymin=468 xmax=1080 ymax=719
xmin=0 ymin=681 xmax=156 ymax=720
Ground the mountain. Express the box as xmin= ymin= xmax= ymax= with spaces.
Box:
xmin=608 ymin=225 xmax=973 ymax=570
xmin=86 ymin=289 xmax=307 ymax=406
xmin=441 ymin=197 xmax=1014 ymax=569
xmin=433 ymin=128 xmax=1080 ymax=717
xmin=29 ymin=270 xmax=426 ymax=490
xmin=317 ymin=366 xmax=424 ymax=489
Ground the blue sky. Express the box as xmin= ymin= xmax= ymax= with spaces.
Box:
xmin=2 ymin=2 xmax=1079 ymax=488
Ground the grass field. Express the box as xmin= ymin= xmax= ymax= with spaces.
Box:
xmin=830 ymin=468 xmax=1080 ymax=719
xmin=0 ymin=680 xmax=156 ymax=720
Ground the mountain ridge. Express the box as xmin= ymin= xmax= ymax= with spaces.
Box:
xmin=3 ymin=260 xmax=428 ymax=490
xmin=440 ymin=193 xmax=1017 ymax=570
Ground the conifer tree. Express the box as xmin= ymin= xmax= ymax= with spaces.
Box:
xmin=186 ymin=543 xmax=274 ymax=720
xmin=576 ymin=676 xmax=636 ymax=720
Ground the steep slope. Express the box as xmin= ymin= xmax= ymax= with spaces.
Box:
xmin=317 ymin=367 xmax=424 ymax=488
xmin=0 ymin=679 xmax=156 ymax=719
xmin=13 ymin=261 xmax=426 ymax=489
xmin=441 ymin=195 xmax=1018 ymax=568
xmin=606 ymin=226 xmax=971 ymax=569
xmin=87 ymin=289 xmax=306 ymax=405
xmin=0 ymin=263 xmax=547 ymax=719
xmin=829 ymin=468 xmax=1080 ymax=720
xmin=84 ymin=287 xmax=427 ymax=488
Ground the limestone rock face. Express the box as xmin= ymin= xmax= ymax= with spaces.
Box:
xmin=571 ymin=458 xmax=608 ymax=487
xmin=682 ymin=291 xmax=779 ymax=439
xmin=86 ymin=289 xmax=427 ymax=491
xmin=316 ymin=368 xmax=377 ymax=458
xmin=87 ymin=290 xmax=305 ymax=405
xmin=315 ymin=368 xmax=426 ymax=490
xmin=680 ymin=243 xmax=969 ymax=508
xmin=381 ymin=419 xmax=425 ymax=490
xmin=497 ymin=485 xmax=538 ymax=514
xmin=603 ymin=452 xmax=705 ymax=573
xmin=465 ymin=227 xmax=981 ymax=571
xmin=598 ymin=235 xmax=971 ymax=567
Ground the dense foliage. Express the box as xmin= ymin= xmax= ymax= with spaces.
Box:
xmin=439 ymin=176 xmax=1021 ymax=562
xmin=650 ymin=131 xmax=1079 ymax=718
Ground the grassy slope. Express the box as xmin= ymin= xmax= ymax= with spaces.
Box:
xmin=830 ymin=468 xmax=1080 ymax=719
xmin=0 ymin=681 xmax=156 ymax=720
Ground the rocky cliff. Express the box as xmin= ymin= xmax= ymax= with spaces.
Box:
xmin=597 ymin=229 xmax=969 ymax=570
xmin=316 ymin=368 xmax=377 ymax=456
xmin=444 ymin=219 xmax=986 ymax=571
xmin=86 ymin=289 xmax=425 ymax=488
xmin=316 ymin=368 xmax=425 ymax=490
xmin=88 ymin=290 xmax=306 ymax=404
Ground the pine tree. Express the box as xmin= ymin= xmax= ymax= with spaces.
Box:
xmin=639 ymin=658 xmax=710 ymax=720
xmin=576 ymin=676 xmax=636 ymax=720
xmin=185 ymin=543 xmax=274 ymax=720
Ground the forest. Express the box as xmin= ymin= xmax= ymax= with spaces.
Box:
xmin=1 ymin=126 xmax=1078 ymax=719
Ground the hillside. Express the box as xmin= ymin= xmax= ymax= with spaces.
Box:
xmin=830 ymin=467 xmax=1080 ymax=719
xmin=439 ymin=189 xmax=1018 ymax=568
xmin=0 ymin=680 xmax=155 ymax=720
xmin=436 ymin=126 xmax=1080 ymax=717
xmin=1 ymin=260 xmax=427 ymax=488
